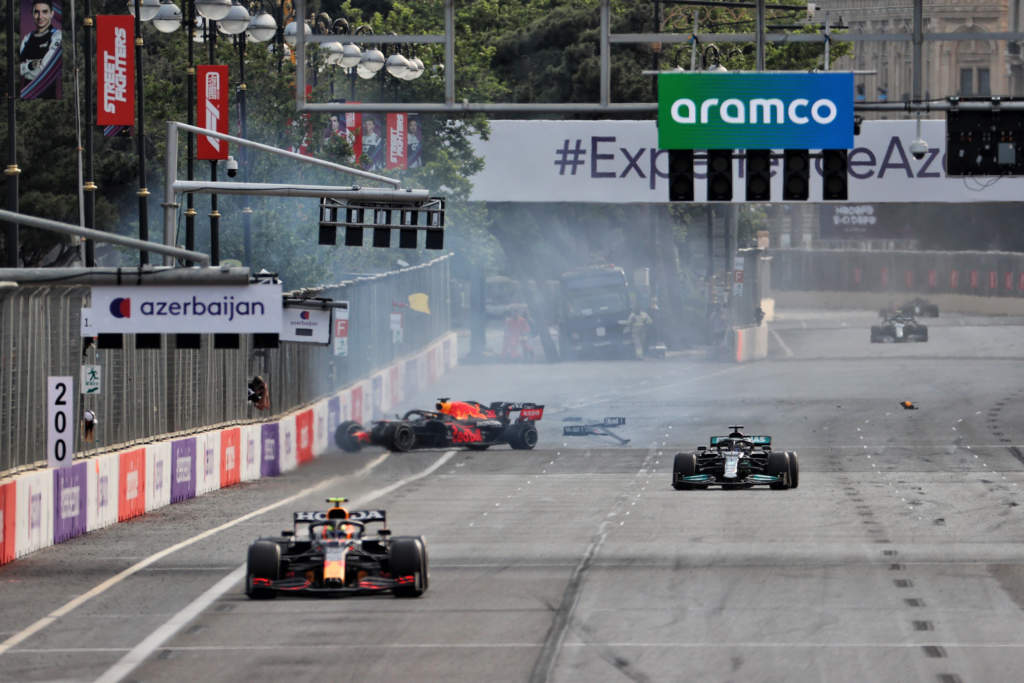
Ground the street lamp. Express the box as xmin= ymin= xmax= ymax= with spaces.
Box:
xmin=195 ymin=0 xmax=231 ymax=21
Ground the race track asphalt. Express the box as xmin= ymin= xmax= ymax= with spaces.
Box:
xmin=2 ymin=309 xmax=1024 ymax=683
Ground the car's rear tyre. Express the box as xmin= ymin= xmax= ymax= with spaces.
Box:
xmin=767 ymin=451 xmax=791 ymax=489
xmin=507 ymin=422 xmax=539 ymax=450
xmin=870 ymin=326 xmax=882 ymax=343
xmin=672 ymin=452 xmax=697 ymax=490
xmin=918 ymin=325 xmax=928 ymax=342
xmin=925 ymin=304 xmax=939 ymax=317
xmin=787 ymin=451 xmax=800 ymax=489
xmin=390 ymin=536 xmax=428 ymax=597
xmin=246 ymin=540 xmax=280 ymax=600
xmin=389 ymin=423 xmax=416 ymax=452
xmin=335 ymin=421 xmax=364 ymax=452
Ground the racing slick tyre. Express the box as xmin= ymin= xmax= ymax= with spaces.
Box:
xmin=246 ymin=540 xmax=280 ymax=600
xmin=507 ymin=422 xmax=539 ymax=450
xmin=335 ymin=421 xmax=364 ymax=452
xmin=767 ymin=452 xmax=792 ymax=490
xmin=388 ymin=423 xmax=416 ymax=452
xmin=918 ymin=325 xmax=928 ymax=342
xmin=390 ymin=536 xmax=428 ymax=598
xmin=870 ymin=326 xmax=883 ymax=343
xmin=672 ymin=452 xmax=697 ymax=490
xmin=786 ymin=451 xmax=800 ymax=489
xmin=924 ymin=304 xmax=939 ymax=317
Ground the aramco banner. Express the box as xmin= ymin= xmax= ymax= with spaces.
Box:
xmin=657 ymin=72 xmax=854 ymax=150
xmin=468 ymin=119 xmax=1024 ymax=204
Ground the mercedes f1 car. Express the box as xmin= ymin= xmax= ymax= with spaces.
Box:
xmin=880 ymin=298 xmax=939 ymax=318
xmin=672 ymin=427 xmax=799 ymax=490
xmin=245 ymin=497 xmax=428 ymax=599
xmin=334 ymin=399 xmax=544 ymax=452
xmin=870 ymin=312 xmax=928 ymax=343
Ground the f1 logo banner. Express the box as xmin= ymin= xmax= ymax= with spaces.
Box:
xmin=657 ymin=72 xmax=854 ymax=150
xmin=96 ymin=16 xmax=133 ymax=124
xmin=197 ymin=64 xmax=229 ymax=160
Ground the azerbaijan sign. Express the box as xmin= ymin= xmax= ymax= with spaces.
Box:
xmin=658 ymin=72 xmax=854 ymax=150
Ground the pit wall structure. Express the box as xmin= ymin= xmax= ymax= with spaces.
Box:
xmin=0 ymin=333 xmax=458 ymax=565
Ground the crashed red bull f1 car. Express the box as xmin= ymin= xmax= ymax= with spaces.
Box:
xmin=245 ymin=497 xmax=428 ymax=599
xmin=334 ymin=399 xmax=544 ymax=452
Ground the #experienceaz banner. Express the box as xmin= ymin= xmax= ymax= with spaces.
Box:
xmin=657 ymin=72 xmax=854 ymax=150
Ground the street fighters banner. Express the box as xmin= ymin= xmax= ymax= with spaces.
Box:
xmin=96 ymin=15 xmax=133 ymax=125
xmin=468 ymin=119 xmax=1024 ymax=204
xmin=197 ymin=64 xmax=229 ymax=160
xmin=19 ymin=0 xmax=63 ymax=99
xmin=386 ymin=113 xmax=408 ymax=170
xmin=346 ymin=108 xmax=362 ymax=160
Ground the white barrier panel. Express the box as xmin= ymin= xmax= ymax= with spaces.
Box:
xmin=279 ymin=415 xmax=298 ymax=473
xmin=196 ymin=431 xmax=221 ymax=496
xmin=145 ymin=443 xmax=172 ymax=512
xmin=313 ymin=399 xmax=329 ymax=457
xmin=240 ymin=424 xmax=261 ymax=482
xmin=15 ymin=470 xmax=54 ymax=558
xmin=87 ymin=452 xmax=119 ymax=531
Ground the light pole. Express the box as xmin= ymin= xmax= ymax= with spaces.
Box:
xmin=128 ymin=0 xmax=161 ymax=265
xmin=218 ymin=3 xmax=252 ymax=265
xmin=5 ymin=0 xmax=19 ymax=266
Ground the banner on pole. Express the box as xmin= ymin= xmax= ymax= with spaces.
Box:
xmin=19 ymin=0 xmax=64 ymax=99
xmin=96 ymin=15 xmax=133 ymax=124
xmin=197 ymin=64 xmax=229 ymax=160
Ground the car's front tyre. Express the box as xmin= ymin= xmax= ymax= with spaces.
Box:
xmin=390 ymin=536 xmax=428 ymax=597
xmin=246 ymin=540 xmax=280 ymax=600
xmin=672 ymin=452 xmax=697 ymax=490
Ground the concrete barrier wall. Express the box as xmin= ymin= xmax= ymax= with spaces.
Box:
xmin=774 ymin=290 xmax=1024 ymax=316
xmin=0 ymin=332 xmax=458 ymax=566
xmin=734 ymin=325 xmax=768 ymax=363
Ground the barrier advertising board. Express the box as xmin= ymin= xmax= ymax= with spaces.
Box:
xmin=89 ymin=284 xmax=283 ymax=333
xmin=261 ymin=423 xmax=280 ymax=477
xmin=170 ymin=438 xmax=196 ymax=503
xmin=53 ymin=462 xmax=87 ymax=544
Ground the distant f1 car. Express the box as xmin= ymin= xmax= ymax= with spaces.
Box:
xmin=335 ymin=399 xmax=544 ymax=452
xmin=871 ymin=312 xmax=928 ymax=343
xmin=245 ymin=497 xmax=428 ymax=599
xmin=672 ymin=426 xmax=798 ymax=490
xmin=562 ymin=417 xmax=630 ymax=444
xmin=880 ymin=298 xmax=939 ymax=318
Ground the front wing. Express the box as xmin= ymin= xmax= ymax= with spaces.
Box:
xmin=250 ymin=573 xmax=417 ymax=597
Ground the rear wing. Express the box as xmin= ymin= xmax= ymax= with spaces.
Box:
xmin=562 ymin=417 xmax=629 ymax=445
xmin=293 ymin=509 xmax=387 ymax=528
xmin=507 ymin=403 xmax=544 ymax=421
xmin=710 ymin=435 xmax=771 ymax=447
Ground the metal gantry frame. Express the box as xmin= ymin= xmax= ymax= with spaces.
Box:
xmin=290 ymin=0 xmax=1024 ymax=115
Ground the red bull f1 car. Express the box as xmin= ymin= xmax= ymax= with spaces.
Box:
xmin=334 ymin=399 xmax=544 ymax=452
xmin=672 ymin=426 xmax=799 ymax=490
xmin=245 ymin=497 xmax=428 ymax=599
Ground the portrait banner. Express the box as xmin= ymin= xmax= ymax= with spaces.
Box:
xmin=386 ymin=112 xmax=408 ymax=170
xmin=20 ymin=0 xmax=63 ymax=99
xmin=197 ymin=64 xmax=229 ymax=160
xmin=96 ymin=15 xmax=133 ymax=124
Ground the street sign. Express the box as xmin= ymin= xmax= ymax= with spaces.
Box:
xmin=81 ymin=365 xmax=101 ymax=394
xmin=47 ymin=376 xmax=74 ymax=469
xmin=657 ymin=72 xmax=854 ymax=150
xmin=280 ymin=306 xmax=331 ymax=344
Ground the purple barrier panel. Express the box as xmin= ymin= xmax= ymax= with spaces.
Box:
xmin=53 ymin=462 xmax=87 ymax=544
xmin=170 ymin=438 xmax=197 ymax=503
xmin=261 ymin=423 xmax=281 ymax=477
xmin=328 ymin=396 xmax=340 ymax=431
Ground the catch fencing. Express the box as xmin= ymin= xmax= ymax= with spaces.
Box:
xmin=0 ymin=255 xmax=451 ymax=476
xmin=771 ymin=249 xmax=1024 ymax=297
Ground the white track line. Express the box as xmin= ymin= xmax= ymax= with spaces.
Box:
xmin=93 ymin=450 xmax=456 ymax=683
xmin=0 ymin=451 xmax=389 ymax=658
xmin=770 ymin=328 xmax=794 ymax=357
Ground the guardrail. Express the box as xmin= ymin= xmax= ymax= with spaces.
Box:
xmin=0 ymin=255 xmax=451 ymax=476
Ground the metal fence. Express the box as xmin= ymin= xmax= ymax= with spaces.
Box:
xmin=0 ymin=255 xmax=452 ymax=476
xmin=771 ymin=249 xmax=1024 ymax=297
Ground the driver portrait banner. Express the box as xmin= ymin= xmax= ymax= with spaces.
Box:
xmin=96 ymin=15 xmax=132 ymax=123
xmin=19 ymin=0 xmax=63 ymax=100
xmin=197 ymin=64 xmax=229 ymax=160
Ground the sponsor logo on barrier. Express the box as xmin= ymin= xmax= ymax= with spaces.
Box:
xmin=29 ymin=491 xmax=41 ymax=532
xmin=300 ymin=426 xmax=310 ymax=450
xmin=205 ymin=447 xmax=215 ymax=477
xmin=125 ymin=470 xmax=139 ymax=500
xmin=285 ymin=431 xmax=293 ymax=454
xmin=264 ymin=439 xmax=276 ymax=460
xmin=247 ymin=437 xmax=256 ymax=465
xmin=98 ymin=474 xmax=109 ymax=509
xmin=61 ymin=486 xmax=80 ymax=519
xmin=317 ymin=415 xmax=324 ymax=442
xmin=176 ymin=456 xmax=191 ymax=483
xmin=0 ymin=510 xmax=4 ymax=545
xmin=154 ymin=459 xmax=163 ymax=493
xmin=225 ymin=445 xmax=236 ymax=471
